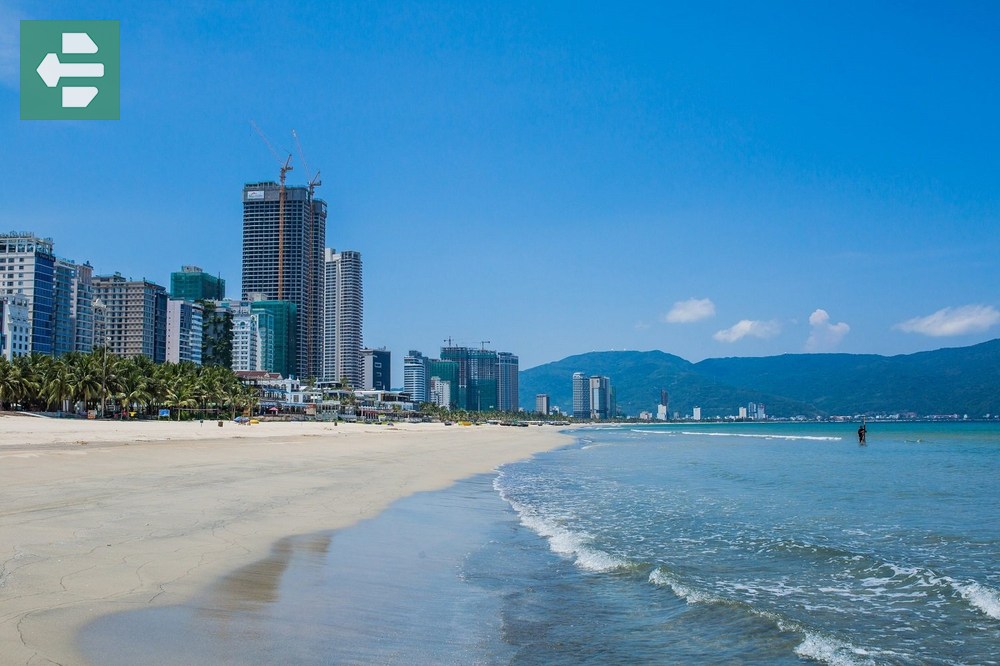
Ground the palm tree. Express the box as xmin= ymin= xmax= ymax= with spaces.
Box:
xmin=68 ymin=353 xmax=102 ymax=413
xmin=223 ymin=381 xmax=244 ymax=420
xmin=200 ymin=366 xmax=230 ymax=419
xmin=0 ymin=347 xmax=253 ymax=419
xmin=12 ymin=356 xmax=40 ymax=411
xmin=0 ymin=357 xmax=19 ymax=409
xmin=116 ymin=363 xmax=153 ymax=418
xmin=41 ymin=359 xmax=73 ymax=412
xmin=162 ymin=370 xmax=198 ymax=421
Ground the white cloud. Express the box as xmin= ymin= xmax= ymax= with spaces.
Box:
xmin=894 ymin=304 xmax=1000 ymax=337
xmin=805 ymin=309 xmax=850 ymax=351
xmin=713 ymin=319 xmax=781 ymax=343
xmin=663 ymin=297 xmax=715 ymax=324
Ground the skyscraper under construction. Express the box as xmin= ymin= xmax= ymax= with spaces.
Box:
xmin=242 ymin=182 xmax=326 ymax=378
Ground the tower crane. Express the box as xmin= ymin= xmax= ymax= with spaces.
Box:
xmin=251 ymin=120 xmax=293 ymax=299
xmin=292 ymin=129 xmax=322 ymax=196
xmin=292 ymin=129 xmax=322 ymax=376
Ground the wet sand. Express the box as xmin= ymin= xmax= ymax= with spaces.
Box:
xmin=0 ymin=417 xmax=572 ymax=665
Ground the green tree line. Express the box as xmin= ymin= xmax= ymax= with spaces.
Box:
xmin=0 ymin=351 xmax=258 ymax=420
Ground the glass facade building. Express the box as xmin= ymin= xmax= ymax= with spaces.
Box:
xmin=170 ymin=266 xmax=226 ymax=302
xmin=0 ymin=233 xmax=56 ymax=356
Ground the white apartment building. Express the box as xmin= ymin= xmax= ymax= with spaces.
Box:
xmin=166 ymin=299 xmax=204 ymax=365
xmin=323 ymin=248 xmax=363 ymax=387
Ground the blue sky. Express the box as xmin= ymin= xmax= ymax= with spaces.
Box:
xmin=2 ymin=1 xmax=999 ymax=378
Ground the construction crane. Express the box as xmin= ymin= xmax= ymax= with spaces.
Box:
xmin=292 ymin=128 xmax=322 ymax=376
xmin=251 ymin=120 xmax=293 ymax=299
xmin=480 ymin=340 xmax=492 ymax=350
xmin=292 ymin=129 xmax=322 ymax=196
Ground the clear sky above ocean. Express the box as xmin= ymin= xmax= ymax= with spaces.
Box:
xmin=2 ymin=1 xmax=998 ymax=375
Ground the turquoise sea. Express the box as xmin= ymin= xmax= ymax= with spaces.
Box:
xmin=81 ymin=422 xmax=1000 ymax=664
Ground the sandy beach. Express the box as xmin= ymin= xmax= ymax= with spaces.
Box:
xmin=0 ymin=415 xmax=573 ymax=666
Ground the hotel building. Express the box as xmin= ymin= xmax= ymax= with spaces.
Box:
xmin=92 ymin=273 xmax=167 ymax=362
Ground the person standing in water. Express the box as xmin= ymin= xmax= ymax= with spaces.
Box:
xmin=858 ymin=421 xmax=867 ymax=445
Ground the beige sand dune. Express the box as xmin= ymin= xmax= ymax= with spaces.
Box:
xmin=0 ymin=417 xmax=573 ymax=665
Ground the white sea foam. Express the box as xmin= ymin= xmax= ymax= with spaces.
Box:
xmin=677 ymin=431 xmax=842 ymax=441
xmin=793 ymin=631 xmax=877 ymax=666
xmin=649 ymin=568 xmax=878 ymax=666
xmin=648 ymin=568 xmax=722 ymax=604
xmin=954 ymin=580 xmax=1000 ymax=620
xmin=496 ymin=484 xmax=627 ymax=574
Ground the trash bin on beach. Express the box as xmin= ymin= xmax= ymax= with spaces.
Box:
xmin=218 ymin=420 xmax=223 ymax=427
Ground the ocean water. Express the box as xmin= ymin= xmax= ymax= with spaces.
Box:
xmin=81 ymin=422 xmax=1000 ymax=665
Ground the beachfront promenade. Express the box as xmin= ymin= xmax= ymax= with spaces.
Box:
xmin=0 ymin=417 xmax=571 ymax=665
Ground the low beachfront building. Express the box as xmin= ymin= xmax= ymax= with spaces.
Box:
xmin=0 ymin=294 xmax=30 ymax=361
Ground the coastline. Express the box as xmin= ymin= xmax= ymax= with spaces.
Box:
xmin=0 ymin=417 xmax=574 ymax=665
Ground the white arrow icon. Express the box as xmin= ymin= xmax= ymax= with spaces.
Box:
xmin=63 ymin=87 xmax=99 ymax=108
xmin=63 ymin=32 xmax=99 ymax=54
xmin=35 ymin=32 xmax=104 ymax=108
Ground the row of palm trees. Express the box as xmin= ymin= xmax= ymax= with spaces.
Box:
xmin=0 ymin=351 xmax=259 ymax=420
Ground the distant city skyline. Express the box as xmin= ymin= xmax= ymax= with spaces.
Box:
xmin=3 ymin=2 xmax=999 ymax=383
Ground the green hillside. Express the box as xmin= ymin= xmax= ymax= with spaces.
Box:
xmin=519 ymin=339 xmax=1000 ymax=418
xmin=518 ymin=350 xmax=817 ymax=418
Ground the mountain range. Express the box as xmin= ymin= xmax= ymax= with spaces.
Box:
xmin=518 ymin=338 xmax=1000 ymax=418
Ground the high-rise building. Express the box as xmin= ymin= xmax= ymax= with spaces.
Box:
xmin=200 ymin=300 xmax=233 ymax=368
xmin=217 ymin=298 xmax=295 ymax=376
xmin=231 ymin=306 xmax=260 ymax=372
xmin=51 ymin=259 xmax=75 ymax=356
xmin=589 ymin=375 xmax=612 ymax=420
xmin=92 ymin=273 xmax=168 ymax=362
xmin=497 ymin=351 xmax=519 ymax=412
xmin=469 ymin=348 xmax=498 ymax=411
xmin=49 ymin=257 xmax=96 ymax=356
xmin=438 ymin=344 xmax=518 ymax=412
xmin=362 ymin=347 xmax=390 ymax=391
xmin=429 ymin=376 xmax=452 ymax=409
xmin=242 ymin=182 xmax=326 ymax=378
xmin=249 ymin=299 xmax=295 ymax=377
xmin=170 ymin=265 xmax=225 ymax=302
xmin=428 ymin=358 xmax=460 ymax=409
xmin=403 ymin=350 xmax=429 ymax=403
xmin=215 ymin=300 xmax=260 ymax=372
xmin=166 ymin=299 xmax=204 ymax=365
xmin=536 ymin=394 xmax=550 ymax=415
xmin=0 ymin=232 xmax=55 ymax=356
xmin=69 ymin=261 xmax=95 ymax=353
xmin=323 ymin=249 xmax=363 ymax=387
xmin=0 ymin=294 xmax=30 ymax=361
xmin=572 ymin=372 xmax=590 ymax=419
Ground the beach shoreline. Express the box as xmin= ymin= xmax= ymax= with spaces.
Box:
xmin=0 ymin=417 xmax=574 ymax=666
